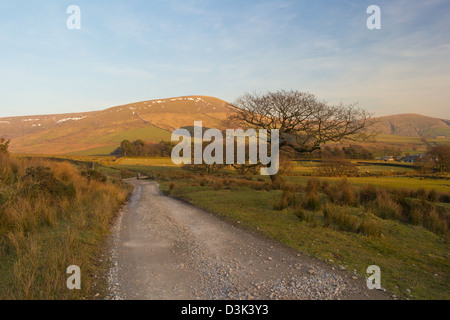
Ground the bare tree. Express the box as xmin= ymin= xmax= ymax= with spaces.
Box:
xmin=428 ymin=145 xmax=450 ymax=174
xmin=227 ymin=90 xmax=374 ymax=179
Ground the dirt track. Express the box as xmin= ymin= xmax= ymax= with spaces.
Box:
xmin=106 ymin=179 xmax=389 ymax=300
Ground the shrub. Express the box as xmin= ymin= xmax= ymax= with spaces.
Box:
xmin=337 ymin=212 xmax=361 ymax=232
xmin=427 ymin=189 xmax=439 ymax=202
xmin=358 ymin=219 xmax=382 ymax=237
xmin=359 ymin=184 xmax=378 ymax=204
xmin=81 ymin=170 xmax=107 ymax=183
xmin=295 ymin=207 xmax=316 ymax=225
xmin=439 ymin=192 xmax=450 ymax=203
xmin=306 ymin=178 xmax=321 ymax=194
xmin=410 ymin=207 xmax=424 ymax=226
xmin=323 ymin=205 xmax=358 ymax=232
xmin=424 ymin=207 xmax=446 ymax=234
xmin=21 ymin=166 xmax=76 ymax=200
xmin=335 ymin=179 xmax=357 ymax=206
xmin=273 ymin=193 xmax=289 ymax=211
xmin=302 ymin=191 xmax=322 ymax=211
xmin=323 ymin=205 xmax=382 ymax=237
xmin=0 ymin=137 xmax=10 ymax=154
xmin=120 ymin=169 xmax=134 ymax=179
xmin=282 ymin=190 xmax=299 ymax=207
xmin=413 ymin=188 xmax=428 ymax=201
xmin=320 ymin=180 xmax=335 ymax=203
xmin=271 ymin=178 xmax=286 ymax=190
xmin=51 ymin=161 xmax=80 ymax=183
xmin=371 ymin=191 xmax=402 ymax=220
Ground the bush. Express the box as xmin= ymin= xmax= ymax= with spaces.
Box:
xmin=413 ymin=188 xmax=428 ymax=201
xmin=427 ymin=189 xmax=439 ymax=202
xmin=424 ymin=207 xmax=446 ymax=235
xmin=410 ymin=207 xmax=424 ymax=226
xmin=295 ymin=207 xmax=316 ymax=225
xmin=306 ymin=178 xmax=321 ymax=194
xmin=358 ymin=219 xmax=382 ymax=237
xmin=0 ymin=193 xmax=5 ymax=207
xmin=120 ymin=169 xmax=134 ymax=179
xmin=271 ymin=178 xmax=286 ymax=190
xmin=0 ymin=137 xmax=10 ymax=154
xmin=81 ymin=170 xmax=107 ymax=183
xmin=371 ymin=191 xmax=402 ymax=220
xmin=323 ymin=204 xmax=382 ymax=237
xmin=21 ymin=166 xmax=76 ymax=200
xmin=323 ymin=205 xmax=358 ymax=232
xmin=335 ymin=179 xmax=357 ymax=206
xmin=440 ymin=192 xmax=450 ymax=203
xmin=273 ymin=193 xmax=289 ymax=211
xmin=302 ymin=191 xmax=322 ymax=211
xmin=359 ymin=184 xmax=378 ymax=204
xmin=320 ymin=180 xmax=335 ymax=203
xmin=282 ymin=190 xmax=299 ymax=207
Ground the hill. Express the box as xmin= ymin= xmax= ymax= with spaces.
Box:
xmin=1 ymin=98 xmax=449 ymax=156
xmin=0 ymin=96 xmax=233 ymax=155
xmin=371 ymin=114 xmax=450 ymax=137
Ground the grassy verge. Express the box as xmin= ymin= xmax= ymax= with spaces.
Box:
xmin=158 ymin=176 xmax=449 ymax=300
xmin=0 ymin=153 xmax=131 ymax=299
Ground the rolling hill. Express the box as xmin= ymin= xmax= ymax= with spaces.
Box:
xmin=1 ymin=98 xmax=449 ymax=156
xmin=371 ymin=114 xmax=450 ymax=137
xmin=0 ymin=96 xmax=233 ymax=155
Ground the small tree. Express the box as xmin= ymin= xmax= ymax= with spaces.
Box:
xmin=0 ymin=138 xmax=10 ymax=154
xmin=428 ymin=145 xmax=450 ymax=174
xmin=120 ymin=140 xmax=135 ymax=157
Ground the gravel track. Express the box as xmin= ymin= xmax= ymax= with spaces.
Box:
xmin=106 ymin=179 xmax=389 ymax=300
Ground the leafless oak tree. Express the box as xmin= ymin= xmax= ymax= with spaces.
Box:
xmin=228 ymin=90 xmax=374 ymax=153
xmin=226 ymin=90 xmax=375 ymax=179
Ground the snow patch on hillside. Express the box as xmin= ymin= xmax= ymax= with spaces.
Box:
xmin=56 ymin=116 xmax=87 ymax=124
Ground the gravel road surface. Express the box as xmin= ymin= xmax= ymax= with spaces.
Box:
xmin=106 ymin=179 xmax=389 ymax=300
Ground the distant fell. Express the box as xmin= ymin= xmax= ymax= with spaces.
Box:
xmin=371 ymin=114 xmax=450 ymax=137
xmin=1 ymin=98 xmax=449 ymax=155
xmin=0 ymin=96 xmax=232 ymax=155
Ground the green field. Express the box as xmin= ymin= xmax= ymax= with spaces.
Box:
xmin=108 ymin=158 xmax=449 ymax=192
xmin=69 ymin=145 xmax=118 ymax=156
xmin=283 ymin=176 xmax=450 ymax=192
xmin=80 ymin=127 xmax=171 ymax=145
xmin=157 ymin=180 xmax=449 ymax=300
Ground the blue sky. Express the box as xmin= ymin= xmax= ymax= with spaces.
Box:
xmin=0 ymin=0 xmax=449 ymax=118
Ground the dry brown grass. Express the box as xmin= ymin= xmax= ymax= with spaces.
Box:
xmin=0 ymin=153 xmax=131 ymax=299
